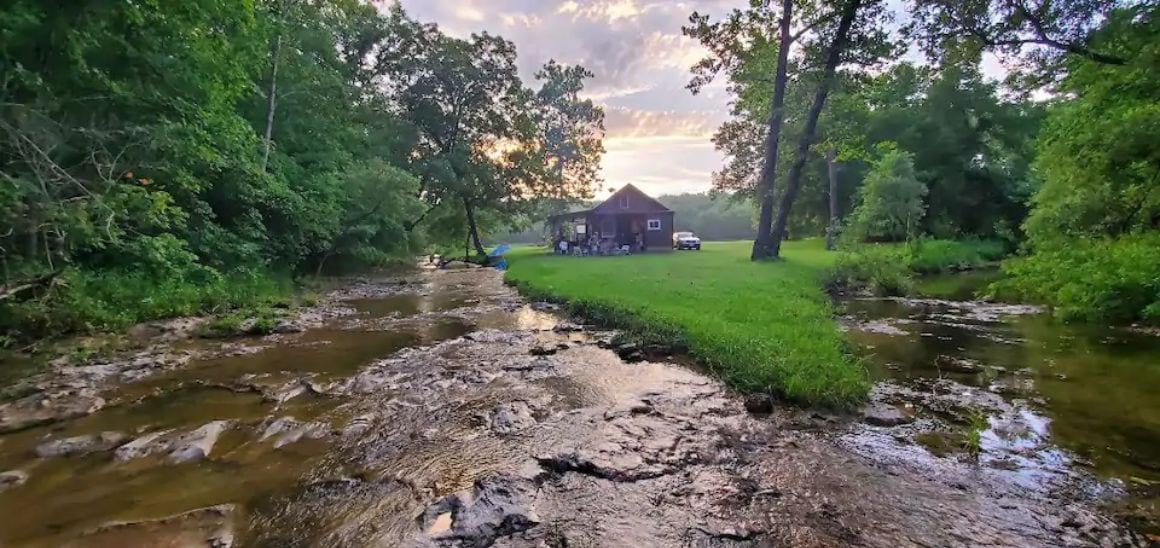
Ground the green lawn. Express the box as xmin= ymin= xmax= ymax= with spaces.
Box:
xmin=505 ymin=239 xmax=868 ymax=408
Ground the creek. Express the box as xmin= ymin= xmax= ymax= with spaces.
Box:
xmin=0 ymin=266 xmax=1153 ymax=546
xmin=840 ymin=270 xmax=1160 ymax=538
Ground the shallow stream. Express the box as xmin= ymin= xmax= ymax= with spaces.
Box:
xmin=840 ymin=270 xmax=1160 ymax=535
xmin=0 ymin=266 xmax=1154 ymax=546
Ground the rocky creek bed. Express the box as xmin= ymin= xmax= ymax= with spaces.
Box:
xmin=0 ymin=266 xmax=1153 ymax=546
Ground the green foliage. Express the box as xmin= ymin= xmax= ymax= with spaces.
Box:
xmin=847 ymin=148 xmax=927 ymax=242
xmin=993 ymin=233 xmax=1160 ymax=324
xmin=506 ymin=240 xmax=868 ymax=409
xmin=662 ymin=193 xmax=756 ymax=241
xmin=825 ymin=245 xmax=913 ymax=296
xmin=905 ymin=239 xmax=1005 ymax=274
xmin=196 ymin=308 xmax=281 ymax=338
xmin=963 ymin=412 xmax=989 ymax=460
xmin=0 ymin=2 xmax=601 ymax=342
xmin=825 ymin=239 xmax=1006 ymax=296
xmin=999 ymin=5 xmax=1160 ymax=325
xmin=1021 ymin=6 xmax=1160 ymax=246
xmin=1 ymin=268 xmax=289 ymax=340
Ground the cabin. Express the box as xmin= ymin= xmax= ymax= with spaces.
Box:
xmin=548 ymin=184 xmax=674 ymax=253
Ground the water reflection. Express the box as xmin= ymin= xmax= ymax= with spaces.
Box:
xmin=842 ymin=271 xmax=1160 ymax=515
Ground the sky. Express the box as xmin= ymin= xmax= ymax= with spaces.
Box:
xmin=396 ymin=0 xmax=1008 ymax=198
xmin=397 ymin=0 xmax=746 ymax=198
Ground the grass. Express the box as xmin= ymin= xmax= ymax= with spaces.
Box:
xmin=505 ymin=239 xmax=868 ymax=409
xmin=825 ymin=238 xmax=1007 ymax=296
xmin=0 ymin=267 xmax=293 ymax=346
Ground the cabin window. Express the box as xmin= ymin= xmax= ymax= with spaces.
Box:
xmin=574 ymin=223 xmax=587 ymax=235
xmin=647 ymin=219 xmax=662 ymax=231
xmin=619 ymin=195 xmax=630 ymax=209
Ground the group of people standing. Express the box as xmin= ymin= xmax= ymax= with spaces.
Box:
xmin=554 ymin=231 xmax=646 ymax=256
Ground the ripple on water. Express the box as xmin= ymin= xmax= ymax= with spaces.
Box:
xmin=841 ymin=272 xmax=1160 ymax=534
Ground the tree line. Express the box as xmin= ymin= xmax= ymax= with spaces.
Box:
xmin=686 ymin=0 xmax=1158 ymax=322
xmin=0 ymin=1 xmax=603 ymax=340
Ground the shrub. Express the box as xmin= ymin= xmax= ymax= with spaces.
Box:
xmin=906 ymin=239 xmax=1006 ymax=274
xmin=992 ymin=233 xmax=1160 ymax=324
xmin=0 ymin=267 xmax=290 ymax=343
xmin=846 ymin=148 xmax=928 ymax=242
xmin=824 ymin=245 xmax=913 ymax=296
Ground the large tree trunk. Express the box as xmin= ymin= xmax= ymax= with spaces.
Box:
xmin=825 ymin=148 xmax=840 ymax=250
xmin=750 ymin=0 xmax=794 ymax=261
xmin=769 ymin=0 xmax=862 ymax=259
xmin=463 ymin=197 xmax=487 ymax=259
xmin=261 ymin=2 xmax=284 ymax=173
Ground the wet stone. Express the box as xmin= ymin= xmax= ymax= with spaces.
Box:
xmin=342 ymin=414 xmax=374 ymax=438
xmin=169 ymin=420 xmax=232 ymax=463
xmin=861 ymin=403 xmax=914 ymax=427
xmin=114 ymin=429 xmax=174 ymax=461
xmin=259 ymin=416 xmax=329 ymax=448
xmin=528 ymin=345 xmax=557 ymax=357
xmin=0 ymin=469 xmax=27 ymax=490
xmin=35 ymin=431 xmax=129 ymax=458
xmin=743 ymin=393 xmax=774 ymax=415
xmin=487 ymin=401 xmax=538 ymax=435
xmin=551 ymin=321 xmax=584 ymax=333
xmin=419 ymin=475 xmax=539 ymax=547
xmin=113 ymin=421 xmax=232 ymax=463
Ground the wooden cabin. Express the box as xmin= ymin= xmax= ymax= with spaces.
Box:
xmin=549 ymin=184 xmax=674 ymax=252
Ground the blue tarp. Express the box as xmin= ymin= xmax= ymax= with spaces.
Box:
xmin=488 ymin=244 xmax=511 ymax=257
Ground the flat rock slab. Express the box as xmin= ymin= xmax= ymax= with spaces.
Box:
xmin=80 ymin=504 xmax=235 ymax=548
xmin=36 ymin=431 xmax=128 ymax=458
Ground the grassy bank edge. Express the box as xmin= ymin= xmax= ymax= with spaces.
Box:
xmin=824 ymin=238 xmax=1007 ymax=296
xmin=504 ymin=247 xmax=869 ymax=410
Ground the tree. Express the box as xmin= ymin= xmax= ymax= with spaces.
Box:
xmin=908 ymin=0 xmax=1129 ymax=91
xmin=847 ymin=148 xmax=928 ymax=241
xmin=377 ymin=8 xmax=533 ymax=258
xmin=769 ymin=0 xmax=895 ymax=258
xmin=685 ymin=0 xmax=820 ymax=259
xmin=532 ymin=60 xmax=605 ymax=201
xmin=1021 ymin=4 xmax=1160 ymax=246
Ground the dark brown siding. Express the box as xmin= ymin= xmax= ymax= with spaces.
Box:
xmin=643 ymin=211 xmax=674 ymax=251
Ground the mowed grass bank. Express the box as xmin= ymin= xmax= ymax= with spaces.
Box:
xmin=505 ymin=240 xmax=868 ymax=408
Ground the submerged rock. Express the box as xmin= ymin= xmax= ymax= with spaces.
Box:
xmin=0 ymin=469 xmax=28 ymax=490
xmin=487 ymin=401 xmax=537 ymax=435
xmin=169 ymin=420 xmax=232 ymax=463
xmin=935 ymin=356 xmax=984 ymax=374
xmin=80 ymin=504 xmax=235 ymax=547
xmin=0 ymin=391 xmax=106 ymax=433
xmin=35 ymin=431 xmax=128 ymax=458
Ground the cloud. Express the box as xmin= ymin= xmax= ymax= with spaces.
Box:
xmin=397 ymin=0 xmax=747 ymax=194
xmin=602 ymin=137 xmax=721 ymax=196
xmin=603 ymin=106 xmax=720 ymax=139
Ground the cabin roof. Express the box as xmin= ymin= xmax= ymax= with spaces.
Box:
xmin=548 ymin=184 xmax=671 ymax=221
